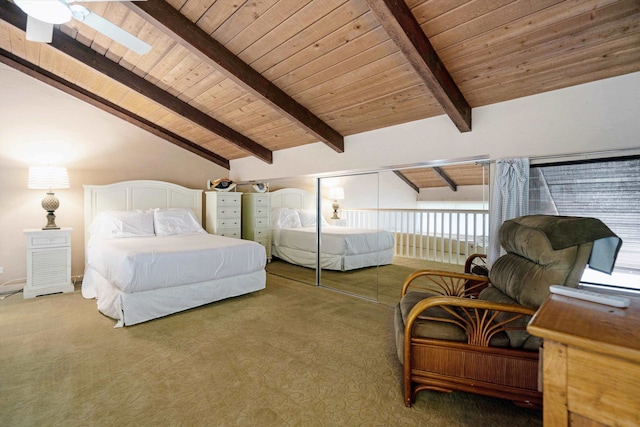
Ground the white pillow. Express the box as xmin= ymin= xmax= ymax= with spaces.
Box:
xmin=297 ymin=209 xmax=329 ymax=227
xmin=297 ymin=209 xmax=315 ymax=227
xmin=89 ymin=210 xmax=155 ymax=239
xmin=271 ymin=208 xmax=302 ymax=229
xmin=153 ymin=208 xmax=205 ymax=236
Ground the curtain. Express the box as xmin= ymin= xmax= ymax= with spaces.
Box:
xmin=488 ymin=157 xmax=530 ymax=267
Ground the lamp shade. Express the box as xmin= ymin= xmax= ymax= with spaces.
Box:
xmin=28 ymin=166 xmax=70 ymax=190
xmin=328 ymin=187 xmax=344 ymax=201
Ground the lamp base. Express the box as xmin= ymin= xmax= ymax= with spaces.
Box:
xmin=41 ymin=192 xmax=60 ymax=230
xmin=43 ymin=211 xmax=60 ymax=230
xmin=331 ymin=200 xmax=340 ymax=219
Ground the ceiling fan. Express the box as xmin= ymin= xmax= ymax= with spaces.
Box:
xmin=13 ymin=0 xmax=152 ymax=55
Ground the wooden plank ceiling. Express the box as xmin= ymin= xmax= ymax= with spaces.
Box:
xmin=1 ymin=0 xmax=639 ymax=190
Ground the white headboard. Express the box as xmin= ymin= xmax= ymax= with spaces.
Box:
xmin=83 ymin=180 xmax=203 ymax=247
xmin=269 ymin=188 xmax=315 ymax=211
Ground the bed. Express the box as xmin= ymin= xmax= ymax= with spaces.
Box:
xmin=83 ymin=180 xmax=266 ymax=327
xmin=269 ymin=188 xmax=394 ymax=271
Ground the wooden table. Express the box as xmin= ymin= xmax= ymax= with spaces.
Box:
xmin=527 ymin=293 xmax=640 ymax=427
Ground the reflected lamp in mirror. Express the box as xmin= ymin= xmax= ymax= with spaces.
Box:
xmin=28 ymin=166 xmax=70 ymax=230
xmin=328 ymin=187 xmax=344 ymax=219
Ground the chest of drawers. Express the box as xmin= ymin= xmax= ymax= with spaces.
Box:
xmin=242 ymin=193 xmax=271 ymax=260
xmin=205 ymin=192 xmax=242 ymax=238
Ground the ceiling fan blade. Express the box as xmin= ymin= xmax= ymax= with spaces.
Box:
xmin=25 ymin=15 xmax=54 ymax=43
xmin=70 ymin=5 xmax=151 ymax=55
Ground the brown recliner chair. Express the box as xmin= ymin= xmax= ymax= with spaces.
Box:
xmin=394 ymin=215 xmax=621 ymax=408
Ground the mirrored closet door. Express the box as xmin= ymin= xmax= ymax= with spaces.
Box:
xmin=238 ymin=158 xmax=489 ymax=308
xmin=244 ymin=177 xmax=318 ymax=287
xmin=318 ymin=172 xmax=381 ymax=301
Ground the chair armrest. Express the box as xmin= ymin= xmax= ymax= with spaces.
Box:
xmin=464 ymin=253 xmax=487 ymax=274
xmin=404 ymin=296 xmax=537 ymax=349
xmin=401 ymin=270 xmax=490 ymax=298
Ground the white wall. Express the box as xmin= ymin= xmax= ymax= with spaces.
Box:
xmin=230 ymin=72 xmax=640 ymax=182
xmin=0 ymin=64 xmax=229 ymax=285
xmin=3 ymin=62 xmax=639 ymax=286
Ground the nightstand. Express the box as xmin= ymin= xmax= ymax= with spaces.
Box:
xmin=23 ymin=228 xmax=73 ymax=298
xmin=327 ymin=218 xmax=348 ymax=227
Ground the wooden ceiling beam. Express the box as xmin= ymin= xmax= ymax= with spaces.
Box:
xmin=432 ymin=167 xmax=458 ymax=192
xmin=365 ymin=0 xmax=472 ymax=132
xmin=0 ymin=48 xmax=229 ymax=169
xmin=393 ymin=171 xmax=420 ymax=193
xmin=0 ymin=48 xmax=230 ymax=169
xmin=0 ymin=1 xmax=272 ymax=165
xmin=127 ymin=0 xmax=345 ymax=153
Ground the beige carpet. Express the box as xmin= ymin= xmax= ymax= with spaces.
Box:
xmin=266 ymin=257 xmax=465 ymax=306
xmin=0 ymin=273 xmax=541 ymax=426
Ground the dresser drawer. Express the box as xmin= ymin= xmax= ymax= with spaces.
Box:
xmin=253 ymin=195 xmax=269 ymax=206
xmin=254 ymin=206 xmax=269 ymax=217
xmin=216 ymin=194 xmax=241 ymax=206
xmin=218 ymin=218 xmax=240 ymax=228
xmin=253 ymin=217 xmax=270 ymax=228
xmin=254 ymin=228 xmax=270 ymax=238
xmin=218 ymin=229 xmax=241 ymax=238
xmin=217 ymin=207 xmax=241 ymax=218
xmin=255 ymin=236 xmax=270 ymax=247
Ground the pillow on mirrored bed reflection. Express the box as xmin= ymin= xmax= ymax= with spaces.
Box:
xmin=271 ymin=208 xmax=302 ymax=229
xmin=89 ymin=210 xmax=155 ymax=239
xmin=297 ymin=209 xmax=329 ymax=227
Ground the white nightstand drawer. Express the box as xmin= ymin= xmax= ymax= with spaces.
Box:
xmin=28 ymin=234 xmax=70 ymax=248
xmin=254 ymin=207 xmax=269 ymax=216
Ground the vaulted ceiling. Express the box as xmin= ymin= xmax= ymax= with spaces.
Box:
xmin=1 ymin=0 xmax=639 ymax=190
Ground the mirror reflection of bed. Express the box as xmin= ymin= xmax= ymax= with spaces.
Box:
xmin=265 ymin=185 xmax=467 ymax=306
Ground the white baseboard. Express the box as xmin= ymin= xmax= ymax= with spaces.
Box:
xmin=0 ymin=283 xmax=25 ymax=294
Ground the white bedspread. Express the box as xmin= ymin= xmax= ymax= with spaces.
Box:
xmin=272 ymin=226 xmax=394 ymax=255
xmin=84 ymin=233 xmax=266 ymax=296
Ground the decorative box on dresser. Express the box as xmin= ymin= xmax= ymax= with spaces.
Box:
xmin=23 ymin=227 xmax=74 ymax=298
xmin=205 ymin=192 xmax=242 ymax=238
xmin=242 ymin=193 xmax=271 ymax=261
xmin=527 ymin=293 xmax=640 ymax=427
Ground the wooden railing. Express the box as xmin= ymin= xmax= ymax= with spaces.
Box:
xmin=341 ymin=208 xmax=489 ymax=265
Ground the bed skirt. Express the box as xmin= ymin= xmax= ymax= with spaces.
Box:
xmin=271 ymin=245 xmax=394 ymax=271
xmin=84 ymin=267 xmax=266 ymax=327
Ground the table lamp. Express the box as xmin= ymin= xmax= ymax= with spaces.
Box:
xmin=328 ymin=187 xmax=344 ymax=219
xmin=28 ymin=166 xmax=70 ymax=230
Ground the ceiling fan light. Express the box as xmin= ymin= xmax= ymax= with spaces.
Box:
xmin=14 ymin=0 xmax=72 ymax=25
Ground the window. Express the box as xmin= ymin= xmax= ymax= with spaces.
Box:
xmin=529 ymin=156 xmax=640 ymax=291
